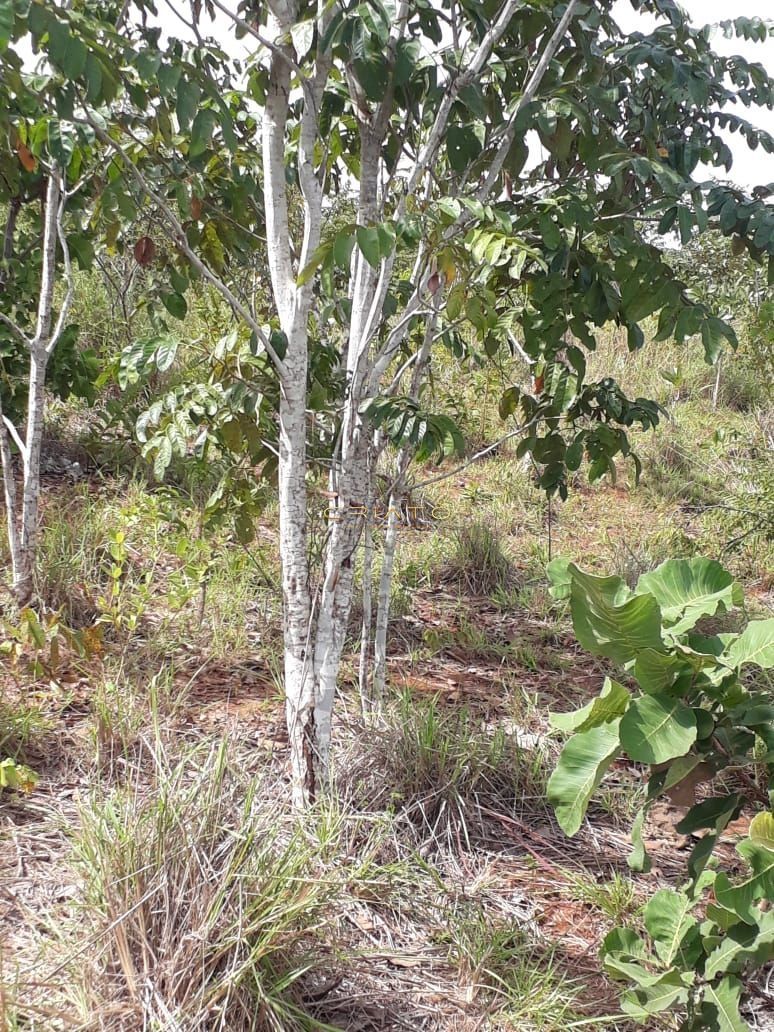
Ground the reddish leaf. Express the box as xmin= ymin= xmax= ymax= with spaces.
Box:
xmin=134 ymin=235 xmax=156 ymax=266
xmin=17 ymin=141 xmax=37 ymax=172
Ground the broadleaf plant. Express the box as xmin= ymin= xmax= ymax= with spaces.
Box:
xmin=547 ymin=557 xmax=774 ymax=1029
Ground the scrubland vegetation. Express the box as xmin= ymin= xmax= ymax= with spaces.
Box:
xmin=1 ymin=291 xmax=772 ymax=1030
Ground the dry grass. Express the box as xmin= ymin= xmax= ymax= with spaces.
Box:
xmin=53 ymin=740 xmax=335 ymax=1031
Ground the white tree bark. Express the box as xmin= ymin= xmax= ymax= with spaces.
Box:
xmin=372 ymin=309 xmax=436 ymax=699
xmin=358 ymin=497 xmax=374 ymax=715
xmin=0 ymin=398 xmax=22 ymax=595
xmin=2 ymin=168 xmax=69 ymax=606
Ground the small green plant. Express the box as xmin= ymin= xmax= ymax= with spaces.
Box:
xmin=0 ymin=757 xmax=37 ymax=793
xmin=442 ymin=520 xmax=515 ymax=598
xmin=1 ymin=607 xmax=102 ymax=682
xmin=602 ymin=821 xmax=774 ymax=1027
xmin=352 ymin=692 xmax=549 ymax=843
xmin=567 ymin=871 xmax=640 ymax=925
xmin=546 ymin=556 xmax=774 ymax=1029
xmin=95 ymin=528 xmax=152 ymax=635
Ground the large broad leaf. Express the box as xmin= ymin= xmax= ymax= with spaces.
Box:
xmin=749 ymin=812 xmax=774 ymax=850
xmin=619 ymin=695 xmax=697 ymax=764
xmin=635 ymin=558 xmax=741 ymax=635
xmin=634 ymin=648 xmax=693 ymax=693
xmin=620 ymin=971 xmax=691 ymax=1019
xmin=549 ymin=677 xmax=629 ymax=733
xmin=628 ymin=804 xmax=652 ymax=873
xmin=602 ymin=926 xmax=649 ymax=968
xmin=644 ymin=889 xmax=701 ymax=967
xmin=704 ymin=912 xmax=774 ymax=980
xmin=676 ymin=794 xmax=744 ymax=881
xmin=547 ymin=720 xmax=621 ymax=836
xmin=546 ymin=555 xmax=572 ymax=600
xmin=569 ymin=565 xmax=664 ymax=666
xmin=723 ymin=619 xmax=774 ymax=671
xmin=701 ymin=975 xmax=749 ymax=1032
xmin=676 ymin=794 xmax=744 ymax=836
xmin=715 ymin=840 xmax=774 ymax=924
xmin=356 ymin=225 xmax=382 ymax=269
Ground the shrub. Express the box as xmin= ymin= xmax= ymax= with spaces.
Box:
xmin=546 ymin=556 xmax=774 ymax=1030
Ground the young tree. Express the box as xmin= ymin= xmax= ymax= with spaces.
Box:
xmin=0 ymin=31 xmax=103 ymax=606
xmin=5 ymin=0 xmax=774 ymax=802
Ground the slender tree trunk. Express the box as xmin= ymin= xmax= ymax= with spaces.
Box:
xmin=712 ymin=354 xmax=723 ymax=410
xmin=5 ymin=170 xmax=62 ymax=607
xmin=372 ymin=494 xmax=400 ymax=701
xmin=358 ymin=446 xmax=375 ymax=714
xmin=0 ymin=400 xmax=22 ymax=596
xmin=277 ymin=368 xmax=316 ymax=806
xmin=15 ymin=348 xmax=47 ymax=605
xmin=372 ymin=312 xmax=436 ymax=700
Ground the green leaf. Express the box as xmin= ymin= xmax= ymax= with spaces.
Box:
xmin=550 ymin=678 xmax=630 ymax=733
xmin=547 ymin=720 xmax=621 ymax=836
xmin=629 ymin=804 xmax=652 ymax=873
xmin=749 ymin=812 xmax=774 ymax=850
xmin=446 ymin=124 xmax=482 ymax=173
xmin=634 ymin=648 xmax=692 ymax=693
xmin=176 ymin=80 xmax=201 ymax=132
xmin=704 ymin=914 xmax=774 ymax=980
xmin=635 ymin=559 xmax=741 ymax=635
xmin=0 ymin=0 xmax=14 ymax=51
xmin=723 ymin=619 xmax=774 ymax=671
xmin=546 ymin=555 xmax=572 ymax=600
xmin=619 ymin=695 xmax=697 ymax=764
xmin=644 ymin=889 xmax=700 ymax=966
xmin=569 ymin=564 xmax=664 ymax=666
xmin=154 ymin=335 xmax=179 ymax=373
xmin=356 ymin=225 xmax=382 ymax=268
xmin=333 ymin=231 xmax=354 ymax=269
xmin=189 ymin=108 xmax=217 ymax=158
xmin=676 ymin=794 xmax=744 ymax=835
xmin=161 ymin=292 xmax=187 ymax=320
xmin=702 ymin=975 xmax=749 ymax=1032
xmin=376 ymin=222 xmax=396 ymax=259
xmin=602 ymin=926 xmax=648 ymax=966
xmin=715 ymin=840 xmax=774 ymax=924
xmin=620 ymin=971 xmax=690 ymax=1018
xmin=296 ymin=240 xmax=332 ymax=285
xmin=153 ymin=435 xmax=173 ymax=479
xmin=678 ymin=206 xmax=693 ymax=244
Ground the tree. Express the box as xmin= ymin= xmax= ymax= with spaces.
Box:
xmin=0 ymin=28 xmax=104 ymax=605
xmin=3 ymin=0 xmax=774 ymax=803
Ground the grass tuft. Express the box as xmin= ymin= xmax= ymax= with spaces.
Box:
xmin=440 ymin=520 xmax=516 ymax=599
xmin=344 ymin=692 xmax=551 ymax=849
xmin=65 ymin=740 xmax=335 ymax=1031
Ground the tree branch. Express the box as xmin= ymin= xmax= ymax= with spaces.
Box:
xmin=408 ymin=0 xmax=525 ymax=195
xmin=0 ymin=313 xmax=31 ymax=349
xmin=411 ymin=418 xmax=543 ymax=491
xmin=2 ymin=415 xmax=26 ymax=459
xmin=47 ymin=172 xmax=75 ymax=356
xmin=477 ymin=0 xmax=582 ymax=200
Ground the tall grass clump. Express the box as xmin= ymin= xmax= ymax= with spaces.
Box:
xmin=440 ymin=519 xmax=515 ymax=599
xmin=345 ymin=692 xmax=550 ymax=847
xmin=66 ymin=741 xmax=335 ymax=1031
